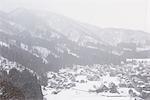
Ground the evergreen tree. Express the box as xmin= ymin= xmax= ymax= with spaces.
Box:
xmin=0 ymin=80 xmax=25 ymax=100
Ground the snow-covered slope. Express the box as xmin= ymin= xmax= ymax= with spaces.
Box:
xmin=0 ymin=8 xmax=150 ymax=73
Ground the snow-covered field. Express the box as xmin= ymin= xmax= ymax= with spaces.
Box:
xmin=44 ymin=86 xmax=132 ymax=100
xmin=43 ymin=64 xmax=146 ymax=100
xmin=45 ymin=92 xmax=131 ymax=100
xmin=43 ymin=80 xmax=133 ymax=100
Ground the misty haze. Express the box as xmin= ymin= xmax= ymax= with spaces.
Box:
xmin=0 ymin=0 xmax=150 ymax=100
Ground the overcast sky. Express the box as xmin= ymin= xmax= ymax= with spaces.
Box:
xmin=0 ymin=0 xmax=150 ymax=32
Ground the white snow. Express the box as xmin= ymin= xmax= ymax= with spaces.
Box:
xmin=67 ymin=48 xmax=79 ymax=58
xmin=44 ymin=89 xmax=131 ymax=100
xmin=136 ymin=46 xmax=150 ymax=52
xmin=126 ymin=58 xmax=150 ymax=64
xmin=75 ymin=75 xmax=87 ymax=82
xmin=33 ymin=46 xmax=50 ymax=58
xmin=32 ymin=46 xmax=51 ymax=63
xmin=111 ymin=51 xmax=123 ymax=56
xmin=44 ymin=82 xmax=134 ymax=100
xmin=32 ymin=46 xmax=60 ymax=63
xmin=0 ymin=56 xmax=26 ymax=72
xmin=123 ymin=48 xmax=132 ymax=51
xmin=0 ymin=41 xmax=9 ymax=48
xmin=21 ymin=43 xmax=28 ymax=51
xmin=56 ymin=44 xmax=79 ymax=58
xmin=87 ymin=46 xmax=98 ymax=49
xmin=101 ymin=75 xmax=120 ymax=86
xmin=32 ymin=46 xmax=60 ymax=58
xmin=44 ymin=65 xmax=140 ymax=100
xmin=78 ymin=36 xmax=98 ymax=47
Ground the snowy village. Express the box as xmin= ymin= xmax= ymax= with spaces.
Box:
xmin=1 ymin=56 xmax=150 ymax=100
xmin=1 ymin=0 xmax=150 ymax=100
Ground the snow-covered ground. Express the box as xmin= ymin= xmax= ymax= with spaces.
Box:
xmin=44 ymin=85 xmax=133 ymax=100
xmin=43 ymin=75 xmax=133 ymax=100
xmin=44 ymin=91 xmax=131 ymax=100
xmin=43 ymin=64 xmax=147 ymax=100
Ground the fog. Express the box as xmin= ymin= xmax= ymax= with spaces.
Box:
xmin=0 ymin=0 xmax=149 ymax=32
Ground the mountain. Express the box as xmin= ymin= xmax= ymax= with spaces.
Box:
xmin=0 ymin=8 xmax=150 ymax=74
